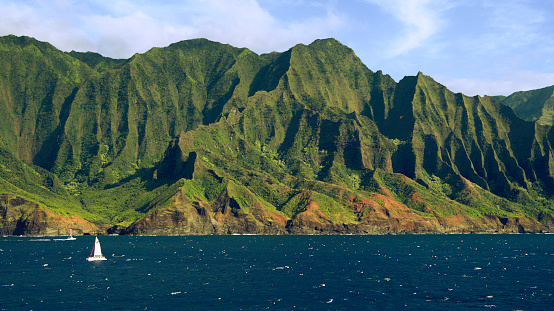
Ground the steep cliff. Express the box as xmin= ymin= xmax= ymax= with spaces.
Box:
xmin=1 ymin=35 xmax=553 ymax=235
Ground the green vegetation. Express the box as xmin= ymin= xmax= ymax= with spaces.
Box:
xmin=1 ymin=34 xmax=554 ymax=233
xmin=498 ymin=85 xmax=554 ymax=125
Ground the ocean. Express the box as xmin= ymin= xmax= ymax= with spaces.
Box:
xmin=0 ymin=234 xmax=552 ymax=310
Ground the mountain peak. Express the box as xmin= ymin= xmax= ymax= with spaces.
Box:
xmin=0 ymin=34 xmax=58 ymax=53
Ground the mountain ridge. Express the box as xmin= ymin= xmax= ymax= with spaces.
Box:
xmin=497 ymin=85 xmax=554 ymax=126
xmin=1 ymin=35 xmax=553 ymax=235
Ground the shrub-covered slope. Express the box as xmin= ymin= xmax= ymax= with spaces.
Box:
xmin=1 ymin=35 xmax=553 ymax=235
xmin=497 ymin=85 xmax=554 ymax=126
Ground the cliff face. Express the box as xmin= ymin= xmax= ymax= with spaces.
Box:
xmin=1 ymin=35 xmax=554 ymax=235
xmin=0 ymin=194 xmax=101 ymax=235
xmin=125 ymin=187 xmax=288 ymax=235
xmin=123 ymin=183 xmax=554 ymax=235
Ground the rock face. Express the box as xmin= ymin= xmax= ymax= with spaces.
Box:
xmin=125 ymin=187 xmax=288 ymax=235
xmin=2 ymin=188 xmax=551 ymax=236
xmin=0 ymin=194 xmax=101 ymax=236
xmin=122 ymin=186 xmax=554 ymax=235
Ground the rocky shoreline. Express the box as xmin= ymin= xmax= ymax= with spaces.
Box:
xmin=3 ymin=194 xmax=552 ymax=236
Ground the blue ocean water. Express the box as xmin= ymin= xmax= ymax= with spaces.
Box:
xmin=0 ymin=234 xmax=553 ymax=310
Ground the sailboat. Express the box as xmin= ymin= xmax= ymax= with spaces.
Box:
xmin=54 ymin=229 xmax=76 ymax=241
xmin=86 ymin=236 xmax=107 ymax=261
xmin=65 ymin=229 xmax=76 ymax=240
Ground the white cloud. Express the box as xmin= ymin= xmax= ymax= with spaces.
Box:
xmin=0 ymin=0 xmax=345 ymax=58
xmin=364 ymin=0 xmax=448 ymax=56
xmin=435 ymin=71 xmax=554 ymax=96
xmin=0 ymin=1 xmax=94 ymax=52
xmin=187 ymin=0 xmax=344 ymax=53
xmin=82 ymin=11 xmax=196 ymax=57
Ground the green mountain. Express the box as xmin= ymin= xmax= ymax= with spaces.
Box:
xmin=496 ymin=85 xmax=554 ymax=126
xmin=1 ymin=35 xmax=553 ymax=235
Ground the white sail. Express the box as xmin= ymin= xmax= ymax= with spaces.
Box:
xmin=87 ymin=236 xmax=107 ymax=261
xmin=93 ymin=237 xmax=103 ymax=256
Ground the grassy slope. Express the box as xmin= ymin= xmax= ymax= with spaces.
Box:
xmin=499 ymin=85 xmax=554 ymax=126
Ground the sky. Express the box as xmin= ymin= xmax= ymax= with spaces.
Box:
xmin=1 ymin=0 xmax=553 ymax=96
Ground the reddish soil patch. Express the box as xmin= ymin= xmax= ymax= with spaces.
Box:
xmin=267 ymin=210 xmax=287 ymax=227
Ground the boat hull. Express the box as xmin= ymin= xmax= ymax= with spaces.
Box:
xmin=54 ymin=237 xmax=76 ymax=241
xmin=86 ymin=256 xmax=107 ymax=261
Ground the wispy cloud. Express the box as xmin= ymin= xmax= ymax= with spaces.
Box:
xmin=364 ymin=0 xmax=449 ymax=56
xmin=465 ymin=0 xmax=548 ymax=55
xmin=431 ymin=0 xmax=554 ymax=96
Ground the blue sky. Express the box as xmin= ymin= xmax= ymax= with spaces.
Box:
xmin=1 ymin=0 xmax=553 ymax=96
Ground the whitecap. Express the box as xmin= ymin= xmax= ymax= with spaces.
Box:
xmin=474 ymin=267 xmax=482 ymax=270
xmin=327 ymin=299 xmax=333 ymax=303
